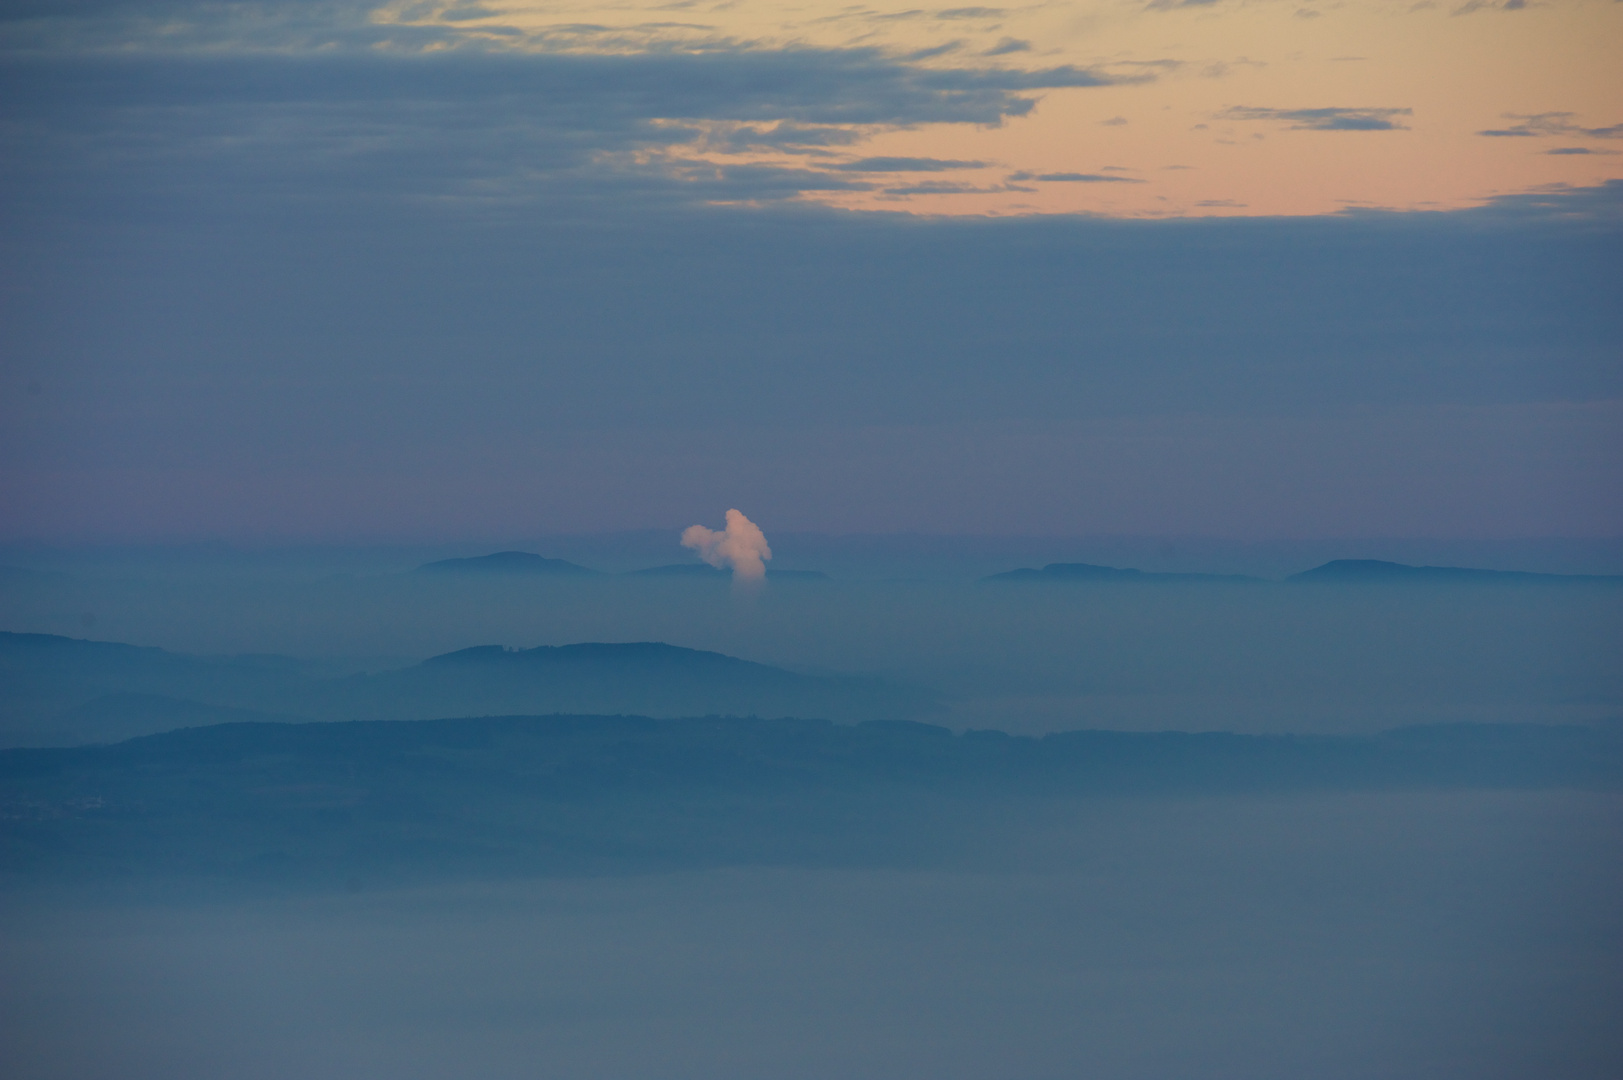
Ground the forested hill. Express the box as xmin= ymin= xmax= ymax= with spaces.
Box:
xmin=0 ymin=633 xmax=942 ymax=746
xmin=3 ymin=715 xmax=1617 ymax=886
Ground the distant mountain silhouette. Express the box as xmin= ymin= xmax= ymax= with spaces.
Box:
xmin=1290 ymin=559 xmax=1623 ymax=584
xmin=0 ymin=632 xmax=937 ymax=746
xmin=415 ymin=551 xmax=601 ymax=576
xmin=0 ymin=631 xmax=321 ymax=745
xmin=981 ymin=558 xmax=1622 ymax=585
xmin=52 ymin=694 xmax=301 ymax=746
xmin=625 ymin=564 xmax=828 ymax=580
xmin=304 ymin=641 xmax=930 ymax=723
xmin=983 ymin=563 xmax=1258 ymax=583
xmin=3 ymin=714 xmax=1616 ymax=884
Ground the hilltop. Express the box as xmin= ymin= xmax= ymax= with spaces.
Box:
xmin=1289 ymin=559 xmax=1623 ymax=583
xmin=304 ymin=641 xmax=936 ymax=725
xmin=3 ymin=714 xmax=1616 ymax=886
xmin=981 ymin=558 xmax=1623 ymax=585
xmin=0 ymin=632 xmax=940 ymax=747
xmin=414 ymin=552 xmax=601 ymax=576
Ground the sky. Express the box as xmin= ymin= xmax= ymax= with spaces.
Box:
xmin=362 ymin=0 xmax=1623 ymax=218
xmin=0 ymin=0 xmax=1618 ymax=542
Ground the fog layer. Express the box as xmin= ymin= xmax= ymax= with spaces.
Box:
xmin=4 ymin=791 xmax=1618 ymax=1080
xmin=4 ymin=553 xmax=1617 ymax=737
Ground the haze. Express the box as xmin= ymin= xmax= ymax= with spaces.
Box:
xmin=1 ymin=0 xmax=1619 ymax=1076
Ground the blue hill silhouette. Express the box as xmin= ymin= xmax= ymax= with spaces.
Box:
xmin=2 ymin=714 xmax=1615 ymax=885
xmin=0 ymin=632 xmax=938 ymax=746
xmin=415 ymin=551 xmax=602 ymax=575
xmin=1290 ymin=559 xmax=1623 ymax=584
xmin=308 ymin=641 xmax=934 ymax=723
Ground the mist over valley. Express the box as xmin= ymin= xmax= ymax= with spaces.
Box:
xmin=4 ymin=0 xmax=1618 ymax=1062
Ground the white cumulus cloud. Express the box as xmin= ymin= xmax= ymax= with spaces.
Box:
xmin=681 ymin=509 xmax=772 ymax=582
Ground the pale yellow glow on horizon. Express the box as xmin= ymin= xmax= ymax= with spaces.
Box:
xmin=374 ymin=0 xmax=1623 ymax=217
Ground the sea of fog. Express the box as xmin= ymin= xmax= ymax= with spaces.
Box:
xmin=2 ymin=541 xmax=1620 ymax=1078
xmin=3 ymin=790 xmax=1619 ymax=1080
xmin=2 ymin=541 xmax=1618 ymax=735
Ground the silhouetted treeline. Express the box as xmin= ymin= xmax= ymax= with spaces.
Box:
xmin=3 ymin=715 xmax=1617 ymax=886
xmin=0 ymin=633 xmax=941 ymax=746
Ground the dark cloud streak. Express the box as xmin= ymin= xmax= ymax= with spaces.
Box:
xmin=1034 ymin=172 xmax=1146 ymax=183
xmin=832 ymin=156 xmax=987 ymax=172
xmin=0 ymin=50 xmax=1125 ymax=211
xmin=1478 ymin=113 xmax=1623 ymax=139
xmin=1219 ymin=105 xmax=1413 ymax=131
xmin=0 ymin=51 xmax=1109 ymax=125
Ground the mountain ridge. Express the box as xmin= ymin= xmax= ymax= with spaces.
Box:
xmin=1289 ymin=558 xmax=1623 ymax=583
xmin=414 ymin=551 xmax=601 ymax=576
xmin=0 ymin=632 xmax=941 ymax=746
xmin=3 ymin=714 xmax=1617 ymax=886
xmin=981 ymin=558 xmax=1623 ymax=584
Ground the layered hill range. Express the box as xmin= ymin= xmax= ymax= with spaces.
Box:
xmin=416 ymin=551 xmax=826 ymax=580
xmin=983 ymin=558 xmax=1623 ymax=584
xmin=5 ymin=713 xmax=1618 ymax=885
xmin=0 ymin=633 xmax=939 ymax=748
xmin=415 ymin=549 xmax=1619 ymax=584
